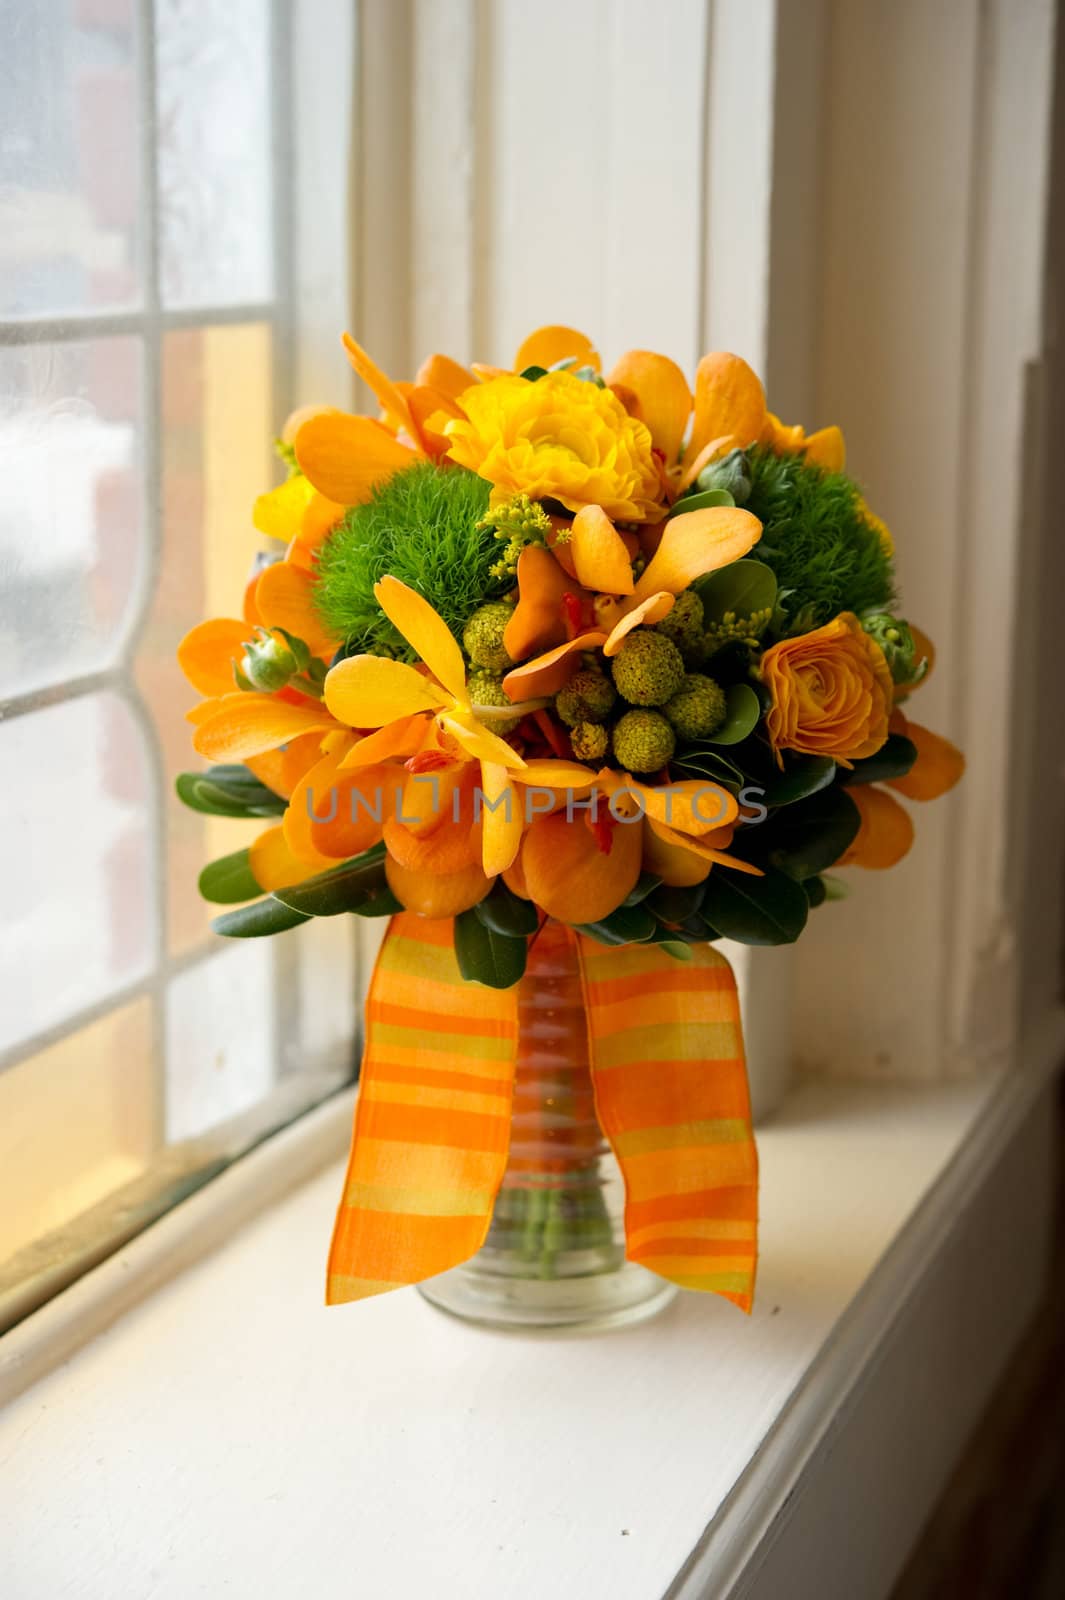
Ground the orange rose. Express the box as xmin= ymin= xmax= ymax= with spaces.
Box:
xmin=761 ymin=613 xmax=893 ymax=766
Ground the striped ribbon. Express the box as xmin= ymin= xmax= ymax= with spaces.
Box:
xmin=326 ymin=914 xmax=758 ymax=1311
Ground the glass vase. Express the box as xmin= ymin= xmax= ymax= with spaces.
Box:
xmin=418 ymin=920 xmax=677 ymax=1332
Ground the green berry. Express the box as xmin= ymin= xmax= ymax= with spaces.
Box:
xmin=467 ymin=670 xmax=521 ymax=735
xmin=653 ymin=590 xmax=704 ymax=659
xmin=555 ymin=670 xmax=617 ymax=727
xmin=610 ymin=629 xmax=685 ymax=707
xmin=462 ymin=602 xmax=514 ymax=671
xmin=611 ymin=709 xmax=676 ymax=774
xmin=664 ymin=674 xmax=727 ymax=741
xmin=570 ymin=721 xmax=609 ymax=763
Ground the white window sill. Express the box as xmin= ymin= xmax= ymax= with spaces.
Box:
xmin=1 ymin=1017 xmax=1062 ymax=1600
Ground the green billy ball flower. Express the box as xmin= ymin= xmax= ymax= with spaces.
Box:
xmin=861 ymin=613 xmax=927 ymax=686
xmin=570 ymin=721 xmax=610 ymax=763
xmin=611 ymin=709 xmax=676 ymax=774
xmin=610 ymin=628 xmax=686 ymax=707
xmin=664 ymin=673 xmax=727 ymax=741
xmin=555 ymin=669 xmax=617 ymax=726
xmin=467 ymin=670 xmax=521 ymax=735
xmin=462 ymin=601 xmax=515 ymax=671
xmin=653 ymin=589 xmax=705 ymax=661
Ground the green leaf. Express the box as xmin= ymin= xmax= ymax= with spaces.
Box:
xmin=841 ymin=734 xmax=918 ymax=785
xmin=667 ymin=487 xmax=735 ymax=516
xmin=648 ymin=883 xmax=705 ymax=924
xmin=701 ymin=866 xmax=809 ymax=945
xmin=671 ymin=745 xmax=746 ymax=787
xmin=473 ymin=882 xmax=539 ymax=938
xmin=212 ymin=898 xmax=312 ymax=938
xmin=198 ymin=849 xmax=263 ymax=905
xmin=694 ymin=558 xmax=778 ymax=622
xmin=803 ymin=876 xmax=827 ymax=909
xmin=763 ymin=787 xmax=861 ymax=879
xmin=573 ymin=903 xmax=656 ymax=946
xmin=622 ymin=873 xmax=662 ymax=907
xmin=759 ymin=754 xmax=838 ymax=807
xmin=453 ymin=911 xmax=528 ymax=989
xmin=518 ymin=364 xmax=549 ymax=381
xmin=271 ymin=843 xmax=392 ymax=917
xmin=705 ymin=682 xmax=761 ymax=745
xmin=175 ymin=769 xmax=286 ymax=819
xmin=651 ymin=936 xmax=695 ymax=961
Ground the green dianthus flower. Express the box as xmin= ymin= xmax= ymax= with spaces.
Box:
xmin=664 ymin=674 xmax=727 ymax=741
xmin=467 ymin=670 xmax=521 ymax=735
xmin=462 ymin=601 xmax=515 ymax=671
xmin=611 ymin=709 xmax=675 ymax=774
xmin=555 ymin=670 xmax=617 ymax=726
xmin=611 ymin=629 xmax=685 ymax=707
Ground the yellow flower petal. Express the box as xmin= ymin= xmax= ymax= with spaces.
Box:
xmin=373 ymin=576 xmax=468 ymax=700
xmin=607 ymin=350 xmax=692 ymax=463
xmin=178 ymin=618 xmax=250 ymax=697
xmin=803 ymin=425 xmax=846 ymax=472
xmin=341 ymin=333 xmax=418 ymax=442
xmin=192 ymin=695 xmax=339 ymax=762
xmin=684 ymin=352 xmax=767 ymax=470
xmin=253 ymin=475 xmax=317 ymax=542
xmin=480 ymin=763 xmax=525 ymax=876
xmin=324 ymin=656 xmax=448 ymax=727
xmin=249 ymin=824 xmax=335 ymax=890
xmin=254 ymin=560 xmax=338 ymax=659
xmin=511 ymin=760 xmax=597 ymax=789
xmin=513 ymin=325 xmax=600 ymax=374
xmin=569 ymin=506 xmax=635 ymax=595
xmin=602 ymin=595 xmax=674 ymax=656
xmin=502 ymin=630 xmax=608 ymax=699
xmin=631 ymin=506 xmax=762 ymax=603
xmin=438 ymin=708 xmax=527 ymax=769
xmin=294 ymin=410 xmax=416 ymax=504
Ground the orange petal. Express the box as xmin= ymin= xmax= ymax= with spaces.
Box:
xmin=607 ymin=350 xmax=692 ymax=463
xmin=480 ymin=763 xmax=525 ymax=877
xmin=803 ymin=425 xmax=845 ymax=472
xmin=501 ymin=631 xmax=607 ymax=700
xmin=255 ymin=560 xmax=338 ymax=659
xmin=511 ymin=760 xmax=597 ymax=789
xmin=249 ymin=824 xmax=335 ymax=890
xmin=631 ymin=505 xmax=762 ymax=603
xmin=341 ymin=333 xmax=418 ymax=443
xmin=338 ymin=713 xmax=432 ymax=768
xmin=684 ymin=352 xmax=766 ymax=470
xmin=294 ymin=410 xmax=416 ymax=504
xmin=513 ymin=325 xmax=600 ymax=374
xmin=470 ymin=363 xmax=511 ymax=382
xmin=385 ymin=855 xmax=491 ymax=919
xmin=676 ymin=434 xmax=734 ymax=495
xmin=646 ymin=818 xmax=763 ymax=876
xmin=521 ymin=808 xmax=642 ymax=925
xmin=296 ymin=491 xmax=345 ymax=557
xmin=178 ymin=618 xmax=251 ymax=697
xmin=245 ymin=731 xmax=328 ymax=799
xmin=438 ymin=708 xmax=527 ymax=769
xmin=839 ymin=786 xmax=915 ymax=869
xmin=569 ymin=506 xmax=635 ymax=595
xmin=641 ymin=822 xmax=712 ymax=887
xmin=602 ymin=593 xmax=675 ymax=655
xmin=284 ymin=753 xmax=390 ymax=863
xmin=503 ymin=544 xmax=579 ymax=660
xmin=414 ymin=353 xmax=475 ymax=401
xmin=192 ymin=695 xmax=339 ymax=762
xmin=281 ymin=404 xmax=338 ymax=445
xmin=406 ymin=385 xmax=462 ymax=459
xmin=324 ymin=655 xmax=449 ymax=727
xmin=886 ymin=721 xmax=964 ymax=802
xmin=373 ymin=575 xmax=467 ymax=699
xmin=638 ymin=778 xmax=738 ymax=836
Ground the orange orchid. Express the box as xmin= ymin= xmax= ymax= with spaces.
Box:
xmin=501 ymin=502 xmax=763 ymax=701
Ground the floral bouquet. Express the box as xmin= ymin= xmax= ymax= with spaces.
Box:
xmin=177 ymin=325 xmax=963 ymax=1326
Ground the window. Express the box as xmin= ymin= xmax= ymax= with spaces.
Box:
xmin=0 ymin=0 xmax=357 ymax=1331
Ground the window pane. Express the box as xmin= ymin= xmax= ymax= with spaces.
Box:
xmin=0 ymin=1000 xmax=156 ymax=1261
xmin=0 ymin=337 xmax=142 ymax=699
xmin=0 ymin=691 xmax=154 ymax=1059
xmin=166 ymin=942 xmax=277 ymax=1140
xmin=156 ymin=0 xmax=273 ymax=310
xmin=133 ymin=321 xmax=273 ymax=954
xmin=0 ymin=0 xmax=140 ymax=318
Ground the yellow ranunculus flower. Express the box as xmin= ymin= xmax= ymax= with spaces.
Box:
xmin=445 ymin=370 xmax=663 ymax=522
xmin=761 ymin=612 xmax=893 ymax=767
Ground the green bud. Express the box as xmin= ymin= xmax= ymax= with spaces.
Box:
xmin=696 ymin=447 xmax=751 ymax=505
xmin=861 ymin=613 xmax=927 ymax=685
xmin=240 ymin=629 xmax=300 ymax=692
